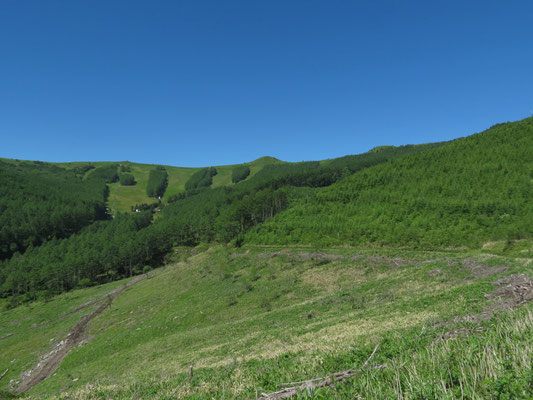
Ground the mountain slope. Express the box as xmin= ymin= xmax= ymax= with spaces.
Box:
xmin=246 ymin=118 xmax=533 ymax=248
xmin=1 ymin=118 xmax=532 ymax=399
xmin=0 ymin=142 xmax=448 ymax=302
xmin=56 ymin=157 xmax=285 ymax=214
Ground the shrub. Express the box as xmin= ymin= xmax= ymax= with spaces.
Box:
xmin=143 ymin=265 xmax=153 ymax=274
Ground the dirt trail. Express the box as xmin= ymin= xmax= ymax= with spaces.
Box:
xmin=14 ymin=274 xmax=148 ymax=394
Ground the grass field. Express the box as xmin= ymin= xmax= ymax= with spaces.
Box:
xmin=1 ymin=245 xmax=531 ymax=399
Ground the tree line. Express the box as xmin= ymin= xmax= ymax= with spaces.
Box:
xmin=87 ymin=165 xmax=119 ymax=183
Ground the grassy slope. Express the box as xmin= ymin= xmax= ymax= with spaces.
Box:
xmin=1 ymin=246 xmax=531 ymax=398
xmin=0 ymin=281 xmax=125 ymax=395
xmin=246 ymin=118 xmax=533 ymax=248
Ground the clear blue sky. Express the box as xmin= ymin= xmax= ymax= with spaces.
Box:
xmin=1 ymin=1 xmax=532 ymax=167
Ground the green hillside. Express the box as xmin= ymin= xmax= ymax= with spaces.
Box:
xmin=1 ymin=141 xmax=446 ymax=304
xmin=1 ymin=246 xmax=531 ymax=399
xmin=1 ymin=118 xmax=533 ymax=399
xmin=246 ymin=118 xmax=533 ymax=248
xmin=55 ymin=157 xmax=284 ymax=214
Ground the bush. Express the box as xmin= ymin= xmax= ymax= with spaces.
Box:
xmin=143 ymin=265 xmax=153 ymax=274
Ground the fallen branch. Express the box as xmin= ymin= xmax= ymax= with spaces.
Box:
xmin=0 ymin=333 xmax=13 ymax=341
xmin=258 ymin=343 xmax=380 ymax=400
xmin=0 ymin=369 xmax=8 ymax=382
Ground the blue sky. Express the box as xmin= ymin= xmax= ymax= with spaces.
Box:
xmin=1 ymin=1 xmax=532 ymax=167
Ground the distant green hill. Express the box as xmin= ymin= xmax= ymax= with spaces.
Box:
xmin=53 ymin=157 xmax=284 ymax=213
xmin=246 ymin=118 xmax=533 ymax=248
xmin=44 ymin=157 xmax=284 ymax=214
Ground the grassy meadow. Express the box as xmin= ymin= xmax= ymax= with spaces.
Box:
xmin=1 ymin=245 xmax=531 ymax=399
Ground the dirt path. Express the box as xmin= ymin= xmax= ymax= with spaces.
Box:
xmin=15 ymin=274 xmax=148 ymax=394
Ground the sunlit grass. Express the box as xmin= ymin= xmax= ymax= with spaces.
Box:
xmin=1 ymin=246 xmax=530 ymax=399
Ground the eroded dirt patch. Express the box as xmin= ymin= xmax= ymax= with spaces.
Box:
xmin=443 ymin=274 xmax=533 ymax=339
xmin=13 ymin=274 xmax=148 ymax=394
xmin=487 ymin=274 xmax=533 ymax=308
xmin=461 ymin=257 xmax=508 ymax=279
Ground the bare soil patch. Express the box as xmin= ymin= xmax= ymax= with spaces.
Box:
xmin=443 ymin=274 xmax=533 ymax=339
xmin=461 ymin=257 xmax=508 ymax=279
xmin=13 ymin=274 xmax=148 ymax=394
xmin=487 ymin=274 xmax=533 ymax=308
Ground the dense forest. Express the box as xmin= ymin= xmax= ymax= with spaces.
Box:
xmin=0 ymin=160 xmax=108 ymax=260
xmin=146 ymin=167 xmax=168 ymax=198
xmin=246 ymin=118 xmax=533 ymax=247
xmin=0 ymin=212 xmax=159 ymax=303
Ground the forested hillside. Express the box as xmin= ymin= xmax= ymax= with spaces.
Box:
xmin=0 ymin=160 xmax=108 ymax=260
xmin=5 ymin=116 xmax=530 ymax=303
xmin=246 ymin=118 xmax=533 ymax=248
xmin=0 ymin=212 xmax=158 ymax=303
xmin=0 ymin=141 xmax=441 ymax=301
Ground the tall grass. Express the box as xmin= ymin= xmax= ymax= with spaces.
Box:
xmin=316 ymin=308 xmax=533 ymax=399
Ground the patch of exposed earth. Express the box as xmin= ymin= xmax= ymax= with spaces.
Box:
xmin=441 ymin=274 xmax=533 ymax=340
xmin=12 ymin=274 xmax=149 ymax=394
xmin=263 ymin=251 xmax=510 ymax=280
